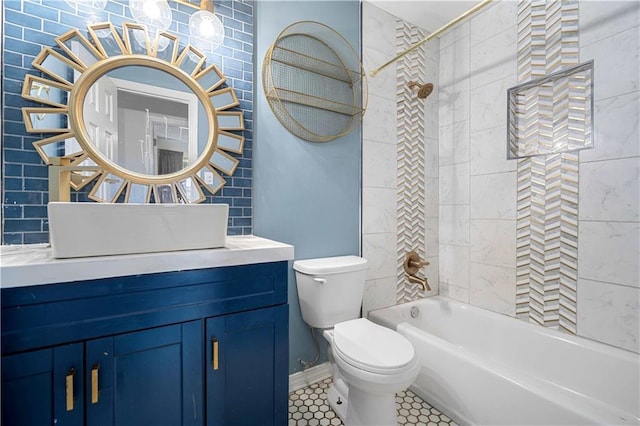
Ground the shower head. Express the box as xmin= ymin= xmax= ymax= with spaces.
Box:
xmin=408 ymin=81 xmax=434 ymax=99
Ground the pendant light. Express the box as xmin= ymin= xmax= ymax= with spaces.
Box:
xmin=129 ymin=0 xmax=225 ymax=52
xmin=188 ymin=0 xmax=225 ymax=51
xmin=129 ymin=0 xmax=173 ymax=51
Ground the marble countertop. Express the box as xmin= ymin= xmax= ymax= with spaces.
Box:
xmin=0 ymin=235 xmax=294 ymax=288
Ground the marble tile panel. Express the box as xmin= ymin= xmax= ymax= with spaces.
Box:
xmin=424 ymin=137 xmax=439 ymax=179
xmin=362 ymin=2 xmax=397 ymax=53
xmin=363 ymin=232 xmax=397 ymax=281
xmin=452 ymin=78 xmax=470 ymax=124
xmin=452 ymin=37 xmax=470 ymax=83
xmin=469 ymin=26 xmax=517 ymax=89
xmin=470 ymin=172 xmax=517 ymax=220
xmin=439 ymin=81 xmax=470 ymax=127
xmin=469 ymin=74 xmax=517 ymax=133
xmin=469 ymin=262 xmax=516 ymax=316
xmin=439 ymin=35 xmax=470 ymax=87
xmin=424 ymin=55 xmax=440 ymax=82
xmin=439 ymin=21 xmax=470 ymax=51
xmin=579 ymin=1 xmax=640 ymax=48
xmin=439 ymin=282 xmax=470 ymax=303
xmin=440 ymin=162 xmax=470 ymax=205
xmin=425 ymin=177 xmax=440 ymax=218
xmin=470 ymin=125 xmax=517 ymax=175
xmin=362 ymin=276 xmax=397 ymax=316
xmin=425 ymin=217 xmax=439 ymax=256
xmin=579 ymin=157 xmax=640 ymax=222
xmin=439 ymin=243 xmax=470 ymax=289
xmin=439 ymin=120 xmax=470 ymax=166
xmin=578 ymin=221 xmax=640 ymax=288
xmin=438 ymin=83 xmax=453 ymax=126
xmin=425 ymin=107 xmax=440 ymax=144
xmin=363 ymin=139 xmax=397 ymax=188
xmin=469 ymin=219 xmax=516 ymax=268
xmin=577 ymin=279 xmax=640 ymax=353
xmin=363 ymin=48 xmax=397 ymax=103
xmin=580 ymin=91 xmax=640 ymax=162
xmin=424 ymin=58 xmax=440 ymax=139
xmin=362 ymin=94 xmax=397 ymax=144
xmin=424 ymin=35 xmax=440 ymax=63
xmin=362 ymin=187 xmax=397 ymax=234
xmin=470 ymin=0 xmax=517 ymax=46
xmin=439 ymin=204 xmax=470 ymax=246
xmin=439 ymin=46 xmax=456 ymax=89
xmin=581 ymin=25 xmax=639 ymax=101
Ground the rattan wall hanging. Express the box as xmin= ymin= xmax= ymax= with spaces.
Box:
xmin=263 ymin=21 xmax=367 ymax=143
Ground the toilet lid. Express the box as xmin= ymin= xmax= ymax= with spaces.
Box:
xmin=332 ymin=318 xmax=415 ymax=374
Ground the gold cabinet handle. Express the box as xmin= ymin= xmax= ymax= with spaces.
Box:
xmin=212 ymin=338 xmax=219 ymax=371
xmin=65 ymin=368 xmax=75 ymax=411
xmin=91 ymin=364 xmax=100 ymax=404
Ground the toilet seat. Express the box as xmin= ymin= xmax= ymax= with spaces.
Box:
xmin=332 ymin=318 xmax=416 ymax=375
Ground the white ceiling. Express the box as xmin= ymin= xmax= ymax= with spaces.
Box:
xmin=367 ymin=0 xmax=481 ymax=33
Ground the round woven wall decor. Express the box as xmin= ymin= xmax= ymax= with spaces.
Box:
xmin=263 ymin=21 xmax=367 ymax=143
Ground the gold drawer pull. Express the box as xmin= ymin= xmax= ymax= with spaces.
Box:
xmin=91 ymin=364 xmax=100 ymax=404
xmin=65 ymin=368 xmax=75 ymax=411
xmin=212 ymin=338 xmax=219 ymax=370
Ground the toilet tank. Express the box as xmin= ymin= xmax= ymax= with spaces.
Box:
xmin=293 ymin=256 xmax=368 ymax=329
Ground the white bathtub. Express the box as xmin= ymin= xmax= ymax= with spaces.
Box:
xmin=369 ymin=296 xmax=640 ymax=426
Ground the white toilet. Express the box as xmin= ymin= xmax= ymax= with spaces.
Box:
xmin=293 ymin=255 xmax=420 ymax=426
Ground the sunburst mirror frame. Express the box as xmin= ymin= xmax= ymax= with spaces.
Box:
xmin=22 ymin=21 xmax=245 ymax=204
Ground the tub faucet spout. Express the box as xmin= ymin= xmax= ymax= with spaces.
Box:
xmin=406 ymin=274 xmax=430 ymax=292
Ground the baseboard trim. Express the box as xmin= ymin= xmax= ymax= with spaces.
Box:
xmin=288 ymin=362 xmax=333 ymax=393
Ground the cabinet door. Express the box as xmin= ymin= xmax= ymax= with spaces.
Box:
xmin=206 ymin=304 xmax=288 ymax=426
xmin=86 ymin=320 xmax=203 ymax=426
xmin=1 ymin=343 xmax=84 ymax=426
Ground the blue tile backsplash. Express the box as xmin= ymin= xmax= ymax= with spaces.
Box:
xmin=2 ymin=0 xmax=254 ymax=244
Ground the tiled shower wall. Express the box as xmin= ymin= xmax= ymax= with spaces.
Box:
xmin=361 ymin=2 xmax=439 ymax=315
xmin=438 ymin=1 xmax=639 ymax=353
xmin=362 ymin=0 xmax=638 ymax=353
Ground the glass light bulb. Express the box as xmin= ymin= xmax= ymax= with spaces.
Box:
xmin=129 ymin=0 xmax=172 ymax=32
xmin=189 ymin=10 xmax=225 ymax=51
xmin=142 ymin=1 xmax=160 ymax=19
xmin=200 ymin=17 xmax=215 ymax=38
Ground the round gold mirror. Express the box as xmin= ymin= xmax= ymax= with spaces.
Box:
xmin=22 ymin=22 xmax=245 ymax=204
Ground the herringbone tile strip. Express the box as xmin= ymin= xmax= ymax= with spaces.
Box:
xmin=396 ymin=20 xmax=427 ymax=304
xmin=515 ymin=0 xmax=579 ymax=334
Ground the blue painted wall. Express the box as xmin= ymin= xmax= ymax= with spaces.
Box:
xmin=254 ymin=0 xmax=362 ymax=374
xmin=1 ymin=0 xmax=254 ymax=243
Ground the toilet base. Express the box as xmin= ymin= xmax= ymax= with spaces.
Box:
xmin=345 ymin=385 xmax=397 ymax=426
xmin=327 ymin=383 xmax=348 ymax=423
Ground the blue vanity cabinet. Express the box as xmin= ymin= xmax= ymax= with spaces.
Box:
xmin=85 ymin=320 xmax=204 ymax=425
xmin=1 ymin=261 xmax=289 ymax=426
xmin=1 ymin=343 xmax=84 ymax=425
xmin=206 ymin=304 xmax=288 ymax=426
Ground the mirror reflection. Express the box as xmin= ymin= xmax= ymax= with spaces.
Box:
xmin=82 ymin=65 xmax=210 ymax=176
xmin=23 ymin=22 xmax=246 ymax=203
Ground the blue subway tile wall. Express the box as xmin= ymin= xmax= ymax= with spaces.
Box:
xmin=2 ymin=0 xmax=254 ymax=243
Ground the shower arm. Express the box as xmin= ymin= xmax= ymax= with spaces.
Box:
xmin=369 ymin=0 xmax=493 ymax=77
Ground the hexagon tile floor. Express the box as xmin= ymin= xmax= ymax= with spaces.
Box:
xmin=288 ymin=377 xmax=457 ymax=426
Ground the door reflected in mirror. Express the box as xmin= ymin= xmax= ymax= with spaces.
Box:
xmin=83 ymin=65 xmax=209 ymax=176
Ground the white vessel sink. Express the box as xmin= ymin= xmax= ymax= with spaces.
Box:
xmin=48 ymin=202 xmax=228 ymax=258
